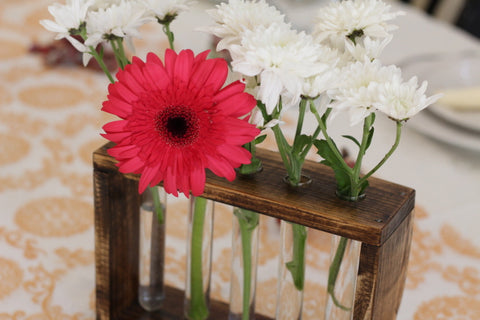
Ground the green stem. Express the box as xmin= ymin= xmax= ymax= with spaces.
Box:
xmin=163 ymin=22 xmax=175 ymax=50
xmin=293 ymin=99 xmax=307 ymax=146
xmin=149 ymin=186 xmax=164 ymax=224
xmin=285 ymin=223 xmax=307 ymax=291
xmin=358 ymin=121 xmax=403 ymax=185
xmin=299 ymin=125 xmax=321 ymax=161
xmin=350 ymin=114 xmax=374 ymax=198
xmin=237 ymin=142 xmax=262 ymax=175
xmin=234 ymin=208 xmax=259 ymax=320
xmin=75 ymin=26 xmax=115 ymax=83
xmin=271 ymin=124 xmax=292 ymax=176
xmin=87 ymin=46 xmax=115 ymax=83
xmin=188 ymin=197 xmax=209 ymax=320
xmin=115 ymin=38 xmax=129 ymax=68
xmin=327 ymin=236 xmax=351 ymax=311
xmin=311 ymin=103 xmax=352 ymax=174
xmin=109 ymin=38 xmax=129 ymax=70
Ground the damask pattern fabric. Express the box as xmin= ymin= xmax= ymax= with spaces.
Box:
xmin=0 ymin=1 xmax=479 ymax=319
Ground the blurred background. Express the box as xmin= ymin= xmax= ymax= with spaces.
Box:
xmin=0 ymin=0 xmax=479 ymax=319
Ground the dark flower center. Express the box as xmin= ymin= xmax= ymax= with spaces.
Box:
xmin=156 ymin=105 xmax=199 ymax=146
xmin=347 ymin=29 xmax=364 ymax=44
xmin=166 ymin=116 xmax=188 ymax=138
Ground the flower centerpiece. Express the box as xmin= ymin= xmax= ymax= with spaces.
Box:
xmin=41 ymin=0 xmax=440 ymax=319
xmin=202 ymin=0 xmax=439 ymax=318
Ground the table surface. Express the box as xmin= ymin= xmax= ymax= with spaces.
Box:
xmin=1 ymin=0 xmax=479 ymax=319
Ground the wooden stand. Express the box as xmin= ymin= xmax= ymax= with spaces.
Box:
xmin=94 ymin=143 xmax=414 ymax=320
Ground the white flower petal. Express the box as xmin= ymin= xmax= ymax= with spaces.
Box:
xmin=66 ymin=35 xmax=87 ymax=52
xmin=200 ymin=0 xmax=285 ymax=52
xmin=313 ymin=0 xmax=403 ymax=53
xmin=374 ymin=75 xmax=441 ymax=121
xmin=82 ymin=52 xmax=93 ymax=66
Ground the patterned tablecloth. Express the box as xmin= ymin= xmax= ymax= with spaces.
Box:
xmin=1 ymin=0 xmax=480 ymax=319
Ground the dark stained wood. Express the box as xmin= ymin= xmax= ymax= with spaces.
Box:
xmin=94 ymin=144 xmax=275 ymax=320
xmin=353 ymin=212 xmax=414 ymax=319
xmin=94 ymin=142 xmax=415 ymax=246
xmin=94 ymin=165 xmax=142 ymax=319
xmin=94 ymin=142 xmax=415 ymax=320
xmin=112 ymin=285 xmax=272 ymax=320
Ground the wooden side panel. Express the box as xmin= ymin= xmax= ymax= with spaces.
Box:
xmin=354 ymin=211 xmax=414 ymax=319
xmin=94 ymin=165 xmax=142 ymax=320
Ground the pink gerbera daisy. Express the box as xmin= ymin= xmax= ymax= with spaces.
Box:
xmin=101 ymin=49 xmax=259 ymax=197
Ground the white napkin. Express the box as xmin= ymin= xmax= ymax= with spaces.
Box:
xmin=436 ymin=86 xmax=480 ymax=111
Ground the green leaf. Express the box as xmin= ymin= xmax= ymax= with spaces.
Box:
xmin=292 ymin=134 xmax=311 ymax=156
xmin=342 ymin=135 xmax=361 ymax=149
xmin=365 ymin=127 xmax=374 ymax=152
xmin=333 ymin=167 xmax=351 ymax=192
xmin=370 ymin=112 xmax=376 ymax=126
xmin=314 ymin=139 xmax=339 ymax=165
xmin=254 ymin=134 xmax=267 ymax=145
xmin=256 ymin=100 xmax=271 ymax=122
xmin=314 ymin=139 xmax=352 ymax=192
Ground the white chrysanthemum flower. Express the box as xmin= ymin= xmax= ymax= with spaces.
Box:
xmin=201 ymin=0 xmax=285 ymax=51
xmin=327 ymin=59 xmax=402 ymax=126
xmin=40 ymin=0 xmax=94 ymax=52
xmin=375 ymin=76 xmax=442 ymax=121
xmin=301 ymin=46 xmax=339 ymax=98
xmin=313 ymin=0 xmax=403 ymax=52
xmin=90 ymin=0 xmax=123 ymax=10
xmin=141 ymin=0 xmax=193 ymax=22
xmin=343 ymin=35 xmax=392 ymax=63
xmin=230 ymin=22 xmax=327 ymax=115
xmin=84 ymin=1 xmax=152 ymax=48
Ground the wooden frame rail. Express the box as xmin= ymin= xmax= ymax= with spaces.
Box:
xmin=94 ymin=142 xmax=415 ymax=320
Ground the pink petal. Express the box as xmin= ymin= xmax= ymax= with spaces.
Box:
xmin=138 ymin=164 xmax=160 ymax=193
xmin=164 ymin=49 xmax=178 ymax=79
xmin=221 ymin=119 xmax=260 ymax=144
xmin=144 ymin=61 xmax=170 ymax=91
xmin=163 ymin=160 xmax=178 ymax=197
xmin=102 ymin=120 xmax=126 ymax=133
xmin=191 ymin=58 xmax=228 ymax=92
xmin=108 ymin=144 xmax=138 ymax=159
xmin=114 ymin=82 xmax=139 ymax=103
xmin=174 ymin=50 xmax=194 ymax=85
xmin=101 ymin=131 xmax=131 ymax=143
xmin=146 ymin=52 xmax=164 ymax=67
xmin=117 ymin=67 xmax=145 ymax=94
xmin=218 ymin=144 xmax=252 ymax=165
xmin=102 ymin=95 xmax=133 ymax=119
xmin=214 ymin=81 xmax=244 ymax=100
xmin=190 ymin=167 xmax=205 ymax=197
xmin=117 ymin=156 xmax=144 ymax=173
xmin=215 ymin=91 xmax=257 ymax=117
xmin=193 ymin=50 xmax=210 ymax=64
xmin=206 ymin=154 xmax=236 ymax=181
xmin=131 ymin=56 xmax=146 ymax=68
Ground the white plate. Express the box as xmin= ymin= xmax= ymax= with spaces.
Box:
xmin=400 ymin=51 xmax=480 ymax=133
xmin=407 ymin=110 xmax=480 ymax=152
xmin=399 ymin=51 xmax=480 ymax=151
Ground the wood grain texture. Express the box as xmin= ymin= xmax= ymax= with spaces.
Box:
xmin=94 ymin=145 xmax=274 ymax=320
xmin=94 ymin=143 xmax=415 ymax=320
xmin=94 ymin=165 xmax=142 ymax=319
xmin=353 ymin=212 xmax=414 ymax=319
xmin=94 ymin=142 xmax=415 ymax=246
xmin=114 ymin=286 xmax=272 ymax=320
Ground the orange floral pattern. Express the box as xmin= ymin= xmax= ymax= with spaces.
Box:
xmin=1 ymin=0 xmax=479 ymax=319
